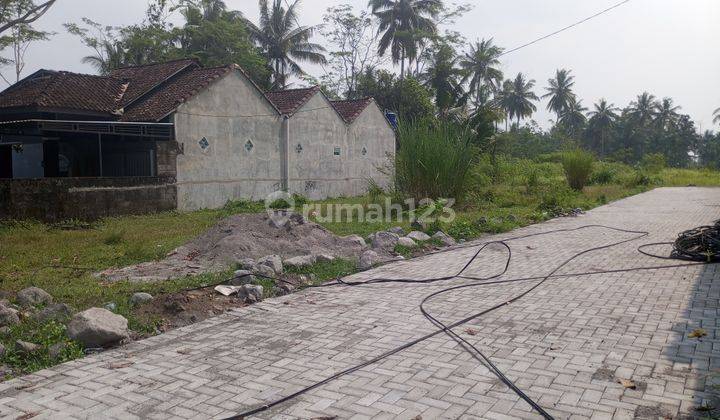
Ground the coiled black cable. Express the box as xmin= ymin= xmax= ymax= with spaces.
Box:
xmin=223 ymin=224 xmax=716 ymax=420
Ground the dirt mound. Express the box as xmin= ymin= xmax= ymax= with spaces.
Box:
xmin=97 ymin=212 xmax=366 ymax=282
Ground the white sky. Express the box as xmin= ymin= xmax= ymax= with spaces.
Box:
xmin=5 ymin=0 xmax=720 ymax=131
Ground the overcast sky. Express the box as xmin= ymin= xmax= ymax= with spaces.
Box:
xmin=6 ymin=0 xmax=720 ymax=131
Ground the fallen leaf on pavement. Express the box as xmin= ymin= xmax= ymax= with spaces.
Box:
xmin=465 ymin=328 xmax=478 ymax=336
xmin=617 ymin=378 xmax=636 ymax=389
xmin=688 ymin=328 xmax=707 ymax=339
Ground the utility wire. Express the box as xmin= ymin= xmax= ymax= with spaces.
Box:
xmin=500 ymin=0 xmax=632 ymax=57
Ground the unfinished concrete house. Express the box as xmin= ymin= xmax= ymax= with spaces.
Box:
xmin=0 ymin=59 xmax=396 ymax=220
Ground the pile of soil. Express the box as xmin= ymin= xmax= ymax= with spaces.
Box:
xmin=96 ymin=212 xmax=367 ymax=282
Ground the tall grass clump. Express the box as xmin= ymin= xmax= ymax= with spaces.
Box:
xmin=395 ymin=120 xmax=476 ymax=201
xmin=562 ymin=149 xmax=595 ymax=191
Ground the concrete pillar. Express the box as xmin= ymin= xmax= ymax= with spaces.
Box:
xmin=280 ymin=116 xmax=290 ymax=191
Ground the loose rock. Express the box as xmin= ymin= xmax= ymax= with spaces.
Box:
xmin=273 ymin=283 xmax=295 ymax=296
xmin=15 ymin=340 xmax=40 ymax=354
xmin=67 ymin=308 xmax=129 ymax=348
xmin=253 ymin=264 xmax=276 ymax=279
xmin=344 ymin=234 xmax=367 ymax=248
xmin=237 ymin=285 xmax=264 ymax=303
xmin=238 ymin=258 xmax=257 ymax=271
xmin=358 ymin=250 xmax=382 ymax=270
xmin=103 ymin=302 xmax=117 ymax=312
xmin=397 ymin=237 xmax=417 ymax=248
xmin=48 ymin=342 xmax=66 ymax=360
xmin=16 ymin=287 xmax=53 ymax=307
xmin=35 ymin=303 xmax=73 ymax=322
xmin=315 ymin=254 xmax=335 ymax=263
xmin=0 ymin=326 xmax=9 ymax=335
xmin=284 ymin=255 xmax=316 ymax=268
xmin=229 ymin=270 xmax=256 ymax=286
xmin=0 ymin=344 xmax=4 ymax=357
xmin=388 ymin=226 xmax=405 ymax=236
xmin=0 ymin=305 xmax=19 ymax=327
xmin=406 ymin=231 xmax=431 ymax=242
xmin=257 ymin=255 xmax=283 ymax=274
xmin=432 ymin=231 xmax=457 ymax=246
xmin=411 ymin=219 xmax=428 ymax=231
xmin=370 ymin=231 xmax=399 ymax=250
xmin=129 ymin=293 xmax=153 ymax=307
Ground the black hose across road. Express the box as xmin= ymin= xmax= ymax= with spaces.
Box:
xmin=223 ymin=224 xmax=718 ymax=420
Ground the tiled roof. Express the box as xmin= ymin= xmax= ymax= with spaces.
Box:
xmin=121 ymin=65 xmax=234 ymax=121
xmin=110 ymin=59 xmax=198 ymax=107
xmin=331 ymin=98 xmax=373 ymax=123
xmin=264 ymin=86 xmax=319 ymax=115
xmin=0 ymin=70 xmax=128 ymax=114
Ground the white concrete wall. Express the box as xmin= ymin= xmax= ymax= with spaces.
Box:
xmin=174 ymin=71 xmax=282 ymax=211
xmin=287 ymin=94 xmax=395 ymax=200
xmin=175 ymin=73 xmax=396 ymax=210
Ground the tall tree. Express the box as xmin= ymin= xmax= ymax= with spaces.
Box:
xmin=246 ymin=0 xmax=326 ymax=89
xmin=542 ymin=68 xmax=576 ymax=122
xmin=496 ymin=73 xmax=538 ymax=128
xmin=557 ymin=98 xmax=587 ymax=138
xmin=0 ymin=0 xmax=54 ymax=35
xmin=421 ymin=42 xmax=463 ymax=116
xmin=653 ymin=97 xmax=681 ymax=131
xmin=321 ymin=4 xmax=385 ymax=98
xmin=459 ymin=38 xmax=503 ymax=105
xmin=712 ymin=106 xmax=720 ymax=126
xmin=0 ymin=1 xmax=52 ymax=84
xmin=368 ymin=0 xmax=442 ymax=79
xmin=65 ymin=19 xmax=127 ymax=75
xmin=627 ymin=91 xmax=657 ymax=125
xmin=587 ymin=98 xmax=619 ymax=156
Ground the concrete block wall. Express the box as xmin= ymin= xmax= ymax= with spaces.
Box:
xmin=174 ymin=71 xmax=283 ymax=211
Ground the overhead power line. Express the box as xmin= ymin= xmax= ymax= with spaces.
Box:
xmin=500 ymin=0 xmax=632 ymax=57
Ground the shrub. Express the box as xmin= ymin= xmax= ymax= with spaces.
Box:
xmin=640 ymin=153 xmax=666 ymax=174
xmin=395 ymin=120 xmax=476 ymax=201
xmin=102 ymin=230 xmax=124 ymax=245
xmin=589 ymin=167 xmax=614 ymax=185
xmin=561 ymin=149 xmax=595 ymax=191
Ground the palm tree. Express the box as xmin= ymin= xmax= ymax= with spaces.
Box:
xmin=246 ymin=0 xmax=326 ymax=89
xmin=459 ymin=38 xmax=504 ymax=105
xmin=558 ymin=99 xmax=587 ymax=138
xmin=712 ymin=106 xmax=720 ymax=125
xmin=542 ymin=69 xmax=576 ymax=122
xmin=422 ymin=43 xmax=464 ymax=117
xmin=627 ymin=92 xmax=657 ymax=126
xmin=82 ymin=39 xmax=126 ymax=75
xmin=369 ymin=0 xmax=442 ymax=79
xmin=495 ymin=73 xmax=538 ymax=128
xmin=587 ymin=98 xmax=619 ymax=156
xmin=654 ymin=97 xmax=681 ymax=129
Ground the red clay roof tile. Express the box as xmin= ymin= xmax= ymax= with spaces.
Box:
xmin=331 ymin=98 xmax=373 ymax=123
xmin=264 ymin=86 xmax=320 ymax=115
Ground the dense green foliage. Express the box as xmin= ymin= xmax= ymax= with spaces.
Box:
xmin=395 ymin=120 xmax=475 ymax=200
xmin=561 ymin=149 xmax=595 ymax=191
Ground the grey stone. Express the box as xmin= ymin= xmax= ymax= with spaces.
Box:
xmin=0 ymin=343 xmax=4 ymax=357
xmin=15 ymin=340 xmax=40 ymax=354
xmin=0 ymin=305 xmax=19 ymax=327
xmin=432 ymin=231 xmax=457 ymax=246
xmin=411 ymin=219 xmax=428 ymax=231
xmin=406 ymin=231 xmax=431 ymax=242
xmin=67 ymin=308 xmax=129 ymax=348
xmin=257 ymin=255 xmax=283 ymax=274
xmin=238 ymin=258 xmax=257 ymax=271
xmin=273 ymin=283 xmax=295 ymax=296
xmin=253 ymin=264 xmax=276 ymax=279
xmin=358 ymin=250 xmax=382 ymax=270
xmin=345 ymin=234 xmax=367 ymax=248
xmin=370 ymin=231 xmax=400 ymax=250
xmin=229 ymin=270 xmax=256 ymax=286
xmin=284 ymin=255 xmax=316 ymax=268
xmin=16 ymin=287 xmax=53 ymax=307
xmin=397 ymin=237 xmax=417 ymax=248
xmin=237 ymin=285 xmax=263 ymax=304
xmin=104 ymin=302 xmax=117 ymax=312
xmin=315 ymin=254 xmax=335 ymax=263
xmin=48 ymin=342 xmax=66 ymax=360
xmin=129 ymin=293 xmax=153 ymax=307
xmin=0 ymin=326 xmax=10 ymax=335
xmin=388 ymin=226 xmax=406 ymax=236
xmin=35 ymin=303 xmax=73 ymax=322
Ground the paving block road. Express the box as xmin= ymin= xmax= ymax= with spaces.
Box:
xmin=0 ymin=187 xmax=718 ymax=419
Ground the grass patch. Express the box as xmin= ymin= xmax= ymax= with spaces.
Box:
xmin=283 ymin=259 xmax=357 ymax=285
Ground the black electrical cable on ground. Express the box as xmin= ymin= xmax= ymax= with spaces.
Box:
xmin=222 ymin=223 xmax=719 ymax=420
